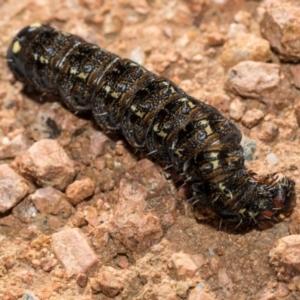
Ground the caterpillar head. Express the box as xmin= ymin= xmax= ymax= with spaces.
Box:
xmin=7 ymin=23 xmax=43 ymax=83
xmin=192 ymin=172 xmax=295 ymax=225
xmin=219 ymin=173 xmax=295 ymax=224
xmin=254 ymin=173 xmax=295 ymax=222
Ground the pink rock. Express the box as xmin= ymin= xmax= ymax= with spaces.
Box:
xmin=0 ymin=163 xmax=25 ymax=180
xmin=90 ymin=266 xmax=126 ymax=297
xmin=52 ymin=228 xmax=99 ymax=276
xmin=40 ymin=256 xmax=58 ymax=272
xmin=90 ymin=131 xmax=109 ymax=158
xmin=109 ymin=212 xmax=163 ymax=253
xmin=115 ymin=255 xmax=129 ymax=269
xmin=17 ymin=139 xmax=75 ymax=190
xmin=174 ymin=281 xmax=190 ymax=298
xmin=269 ymin=235 xmax=300 ymax=281
xmin=0 ymin=134 xmax=32 ymax=159
xmin=218 ymin=268 xmax=233 ymax=287
xmin=260 ymin=1 xmax=300 ymax=62
xmin=12 ymin=196 xmax=38 ymax=223
xmin=98 ymin=168 xmax=115 ymax=192
xmin=82 ymin=205 xmax=99 ymax=228
xmin=221 ymin=34 xmax=272 ymax=67
xmin=233 ymin=10 xmax=252 ymax=27
xmin=76 ymin=273 xmax=88 ymax=288
xmin=225 ymin=61 xmax=280 ymax=99
xmin=129 ymin=159 xmax=168 ymax=194
xmin=255 ymin=281 xmax=290 ymax=300
xmin=46 ymin=215 xmax=65 ymax=229
xmin=92 ymin=225 xmax=110 ymax=249
xmin=30 ymin=187 xmax=73 ymax=218
xmin=206 ymin=32 xmax=225 ymax=47
xmin=229 ymin=98 xmax=246 ymax=121
xmin=241 ymin=109 xmax=264 ymax=129
xmin=168 ymin=252 xmax=206 ymax=280
xmin=257 ymin=121 xmax=278 ymax=141
xmin=115 ymin=177 xmax=148 ymax=214
xmin=108 ymin=177 xmax=163 ymax=253
xmin=69 ymin=210 xmax=87 ymax=228
xmin=114 ymin=141 xmax=124 ymax=156
xmin=0 ymin=214 xmax=18 ymax=227
xmin=66 ymin=177 xmax=95 ymax=205
xmin=0 ymin=164 xmax=30 ymax=213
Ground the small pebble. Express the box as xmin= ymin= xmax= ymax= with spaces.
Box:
xmin=266 ymin=153 xmax=278 ymax=165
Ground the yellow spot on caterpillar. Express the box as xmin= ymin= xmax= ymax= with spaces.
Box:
xmin=175 ymin=149 xmax=183 ymax=157
xmin=135 ymin=110 xmax=145 ymax=117
xmin=153 ymin=123 xmax=159 ymax=132
xmin=158 ymin=131 xmax=167 ymax=138
xmin=104 ymin=86 xmax=111 ymax=93
xmin=33 ymin=53 xmax=38 ymax=60
xmin=154 ymin=123 xmax=167 ymax=137
xmin=131 ymin=104 xmax=145 ymax=117
xmin=204 ymin=125 xmax=213 ymax=135
xmin=70 ymin=67 xmax=78 ymax=74
xmin=248 ymin=211 xmax=258 ymax=218
xmin=170 ymin=86 xmax=176 ymax=93
xmin=239 ymin=208 xmax=246 ymax=216
xmin=77 ymin=72 xmax=88 ymax=79
xmin=111 ymin=91 xmax=121 ymax=98
xmin=61 ymin=31 xmax=71 ymax=36
xmin=211 ymin=160 xmax=219 ymax=170
xmin=218 ymin=182 xmax=226 ymax=192
xmin=209 ymin=152 xmax=219 ymax=159
xmin=30 ymin=22 xmax=42 ymax=28
xmin=39 ymin=56 xmax=49 ymax=64
xmin=198 ymin=120 xmax=213 ymax=135
xmin=187 ymin=101 xmax=196 ymax=108
xmin=12 ymin=40 xmax=21 ymax=54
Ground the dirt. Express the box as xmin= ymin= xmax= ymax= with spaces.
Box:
xmin=0 ymin=0 xmax=300 ymax=299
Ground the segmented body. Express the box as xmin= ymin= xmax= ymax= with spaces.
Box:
xmin=7 ymin=24 xmax=295 ymax=224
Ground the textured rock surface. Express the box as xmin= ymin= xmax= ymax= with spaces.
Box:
xmin=16 ymin=139 xmax=75 ymax=191
xmin=52 ymin=228 xmax=99 ymax=276
xmin=225 ymin=61 xmax=280 ymax=98
xmin=108 ymin=177 xmax=164 ymax=253
xmin=0 ymin=134 xmax=32 ymax=159
xmin=66 ymin=177 xmax=95 ymax=205
xmin=90 ymin=266 xmax=127 ymax=297
xmin=168 ymin=252 xmax=206 ymax=280
xmin=269 ymin=235 xmax=300 ymax=282
xmin=0 ymin=164 xmax=30 ymax=213
xmin=220 ymin=33 xmax=272 ymax=68
xmin=260 ymin=0 xmax=300 ymax=62
xmin=29 ymin=187 xmax=73 ymax=218
xmin=241 ymin=109 xmax=265 ymax=129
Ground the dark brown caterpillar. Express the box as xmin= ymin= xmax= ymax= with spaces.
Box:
xmin=7 ymin=23 xmax=295 ymax=224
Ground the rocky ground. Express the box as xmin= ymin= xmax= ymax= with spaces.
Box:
xmin=0 ymin=0 xmax=300 ymax=299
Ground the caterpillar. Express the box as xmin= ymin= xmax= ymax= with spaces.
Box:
xmin=7 ymin=23 xmax=295 ymax=225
